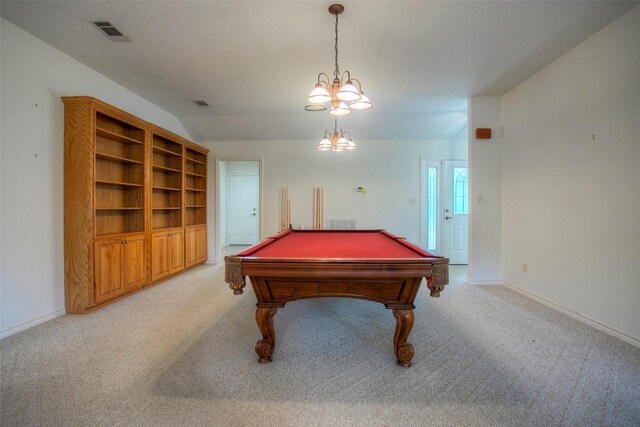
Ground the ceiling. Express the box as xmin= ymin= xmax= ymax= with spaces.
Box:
xmin=1 ymin=1 xmax=636 ymax=142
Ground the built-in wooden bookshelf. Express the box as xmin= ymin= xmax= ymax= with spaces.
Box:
xmin=63 ymin=96 xmax=209 ymax=314
xmin=94 ymin=112 xmax=145 ymax=237
xmin=185 ymin=147 xmax=207 ymax=226
xmin=152 ymin=131 xmax=183 ymax=231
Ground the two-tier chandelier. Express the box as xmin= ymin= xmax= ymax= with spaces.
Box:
xmin=305 ymin=4 xmax=373 ymax=115
xmin=317 ymin=117 xmax=356 ymax=152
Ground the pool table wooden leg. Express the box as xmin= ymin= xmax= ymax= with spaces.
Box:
xmin=255 ymin=307 xmax=278 ymax=363
xmin=392 ymin=309 xmax=415 ymax=367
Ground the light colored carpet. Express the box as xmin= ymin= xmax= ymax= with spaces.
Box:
xmin=1 ymin=264 xmax=639 ymax=426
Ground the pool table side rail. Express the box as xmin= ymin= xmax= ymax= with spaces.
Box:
xmin=224 ymin=256 xmax=449 ymax=298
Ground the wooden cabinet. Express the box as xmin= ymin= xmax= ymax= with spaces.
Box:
xmin=185 ymin=226 xmax=207 ymax=268
xmin=152 ymin=230 xmax=184 ymax=281
xmin=94 ymin=239 xmax=124 ymax=304
xmin=63 ymin=96 xmax=208 ymax=313
xmin=94 ymin=236 xmax=145 ymax=304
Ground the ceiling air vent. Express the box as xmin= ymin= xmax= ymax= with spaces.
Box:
xmin=91 ymin=21 xmax=130 ymax=42
xmin=193 ymin=100 xmax=211 ymax=108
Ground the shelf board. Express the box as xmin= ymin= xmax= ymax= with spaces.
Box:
xmin=186 ymin=157 xmax=206 ymax=165
xmin=96 ymin=152 xmax=143 ymax=165
xmin=185 ymin=187 xmax=206 ymax=192
xmin=185 ymin=171 xmax=206 ymax=178
xmin=153 ymin=164 xmax=181 ymax=173
xmin=153 ymin=226 xmax=183 ymax=231
xmin=96 ymin=207 xmax=142 ymax=211
xmin=96 ymin=230 xmax=144 ymax=238
xmin=96 ymin=128 xmax=144 ymax=145
xmin=153 ymin=207 xmax=181 ymax=210
xmin=96 ymin=180 xmax=143 ymax=187
xmin=186 ymin=205 xmax=206 ymax=208
xmin=152 ymin=186 xmax=181 ymax=192
xmin=153 ymin=145 xmax=182 ymax=157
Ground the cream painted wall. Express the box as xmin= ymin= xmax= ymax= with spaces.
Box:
xmin=0 ymin=19 xmax=191 ymax=337
xmin=218 ymin=161 xmax=228 ymax=247
xmin=205 ymin=139 xmax=468 ymax=262
xmin=468 ymin=97 xmax=502 ymax=283
xmin=501 ymin=6 xmax=640 ymax=342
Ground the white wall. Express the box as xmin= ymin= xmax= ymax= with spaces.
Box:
xmin=0 ymin=19 xmax=191 ymax=337
xmin=501 ymin=6 xmax=640 ymax=342
xmin=206 ymin=139 xmax=467 ymax=261
xmin=468 ymin=97 xmax=502 ymax=283
xmin=218 ymin=161 xmax=228 ymax=247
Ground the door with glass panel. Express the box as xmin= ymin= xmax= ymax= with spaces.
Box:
xmin=443 ymin=161 xmax=468 ymax=264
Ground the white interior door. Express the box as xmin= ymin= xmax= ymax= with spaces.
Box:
xmin=228 ymin=174 xmax=258 ymax=245
xmin=443 ymin=161 xmax=468 ymax=264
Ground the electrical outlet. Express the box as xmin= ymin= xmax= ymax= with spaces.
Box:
xmin=522 ymin=262 xmax=528 ymax=273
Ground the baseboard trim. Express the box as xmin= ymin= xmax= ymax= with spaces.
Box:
xmin=468 ymin=280 xmax=503 ymax=285
xmin=502 ymin=281 xmax=640 ymax=348
xmin=0 ymin=309 xmax=65 ymax=340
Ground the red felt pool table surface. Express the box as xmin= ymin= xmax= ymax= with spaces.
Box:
xmin=236 ymin=229 xmax=440 ymax=259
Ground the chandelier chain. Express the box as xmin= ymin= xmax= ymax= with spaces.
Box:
xmin=334 ymin=13 xmax=340 ymax=79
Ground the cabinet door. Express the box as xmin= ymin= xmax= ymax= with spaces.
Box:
xmin=122 ymin=236 xmax=146 ymax=291
xmin=95 ymin=239 xmax=124 ymax=304
xmin=196 ymin=227 xmax=207 ymax=263
xmin=185 ymin=228 xmax=198 ymax=268
xmin=151 ymin=232 xmax=170 ymax=281
xmin=169 ymin=231 xmax=184 ymax=274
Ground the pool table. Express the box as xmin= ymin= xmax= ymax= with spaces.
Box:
xmin=224 ymin=229 xmax=449 ymax=367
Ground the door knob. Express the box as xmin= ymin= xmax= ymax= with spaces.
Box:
xmin=445 ymin=216 xmax=454 ymax=220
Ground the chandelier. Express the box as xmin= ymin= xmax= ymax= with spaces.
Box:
xmin=318 ymin=117 xmax=356 ymax=152
xmin=305 ymin=4 xmax=373 ymax=115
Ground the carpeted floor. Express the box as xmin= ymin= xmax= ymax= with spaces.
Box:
xmin=1 ymin=263 xmax=639 ymax=426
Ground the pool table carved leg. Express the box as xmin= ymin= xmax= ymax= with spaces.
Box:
xmin=255 ymin=307 xmax=278 ymax=363
xmin=392 ymin=309 xmax=415 ymax=367
xmin=224 ymin=256 xmax=246 ymax=295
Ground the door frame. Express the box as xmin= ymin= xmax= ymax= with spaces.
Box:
xmin=214 ymin=158 xmax=264 ymax=263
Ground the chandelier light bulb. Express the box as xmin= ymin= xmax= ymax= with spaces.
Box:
xmin=308 ymin=83 xmax=331 ymax=104
xmin=336 ymin=136 xmax=349 ymax=147
xmin=350 ymin=92 xmax=372 ymax=110
xmin=319 ymin=137 xmax=332 ymax=147
xmin=330 ymin=101 xmax=351 ymax=116
xmin=345 ymin=139 xmax=356 ymax=150
xmin=337 ymin=80 xmax=361 ymax=102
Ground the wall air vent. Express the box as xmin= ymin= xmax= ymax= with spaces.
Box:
xmin=193 ymin=100 xmax=211 ymax=107
xmin=91 ymin=21 xmax=130 ymax=42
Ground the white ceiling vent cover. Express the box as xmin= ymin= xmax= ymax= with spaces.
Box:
xmin=91 ymin=21 xmax=130 ymax=42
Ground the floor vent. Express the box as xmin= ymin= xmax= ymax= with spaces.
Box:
xmin=326 ymin=219 xmax=357 ymax=230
